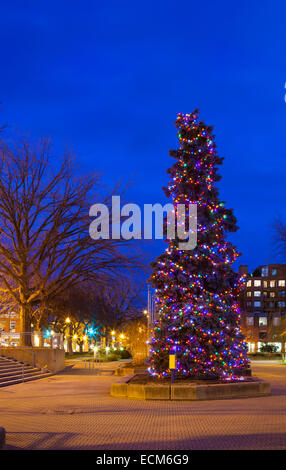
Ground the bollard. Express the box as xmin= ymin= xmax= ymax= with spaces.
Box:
xmin=169 ymin=354 xmax=176 ymax=384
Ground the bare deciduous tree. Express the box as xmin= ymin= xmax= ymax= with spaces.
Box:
xmin=92 ymin=278 xmax=145 ymax=329
xmin=0 ymin=135 xmax=138 ymax=345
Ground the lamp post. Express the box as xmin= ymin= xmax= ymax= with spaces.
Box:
xmin=65 ymin=317 xmax=72 ymax=353
xmin=111 ymin=330 xmax=116 ymax=348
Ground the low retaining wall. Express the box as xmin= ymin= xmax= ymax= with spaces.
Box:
xmin=111 ymin=377 xmax=271 ymax=401
xmin=0 ymin=347 xmax=65 ymax=373
xmin=115 ymin=367 xmax=136 ymax=376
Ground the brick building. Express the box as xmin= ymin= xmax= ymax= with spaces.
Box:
xmin=239 ymin=264 xmax=286 ymax=354
xmin=0 ymin=311 xmax=20 ymax=333
xmin=0 ymin=311 xmax=21 ymax=346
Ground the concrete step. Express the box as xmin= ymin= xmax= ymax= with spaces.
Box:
xmin=0 ymin=362 xmax=30 ymax=367
xmin=0 ymin=368 xmax=42 ymax=382
xmin=0 ymin=365 xmax=34 ymax=372
xmin=0 ymin=362 xmax=24 ymax=366
xmin=0 ymin=371 xmax=52 ymax=387
xmin=0 ymin=355 xmax=52 ymax=388
xmin=0 ymin=366 xmax=35 ymax=377
xmin=0 ymin=362 xmax=26 ymax=369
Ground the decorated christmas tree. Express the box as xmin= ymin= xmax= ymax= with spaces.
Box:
xmin=148 ymin=110 xmax=249 ymax=381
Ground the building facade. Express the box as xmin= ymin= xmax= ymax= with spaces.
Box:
xmin=239 ymin=264 xmax=286 ymax=354
xmin=0 ymin=311 xmax=21 ymax=346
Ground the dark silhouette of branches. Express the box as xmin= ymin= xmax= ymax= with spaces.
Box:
xmin=0 ymin=134 xmax=140 ymax=344
xmin=273 ymin=218 xmax=286 ymax=259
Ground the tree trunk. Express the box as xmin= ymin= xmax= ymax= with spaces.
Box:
xmin=34 ymin=319 xmax=44 ymax=347
xmin=38 ymin=332 xmax=44 ymax=347
xmin=19 ymin=305 xmax=32 ymax=347
xmin=102 ymin=327 xmax=106 ymax=348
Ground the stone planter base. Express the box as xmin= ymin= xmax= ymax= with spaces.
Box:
xmin=111 ymin=376 xmax=271 ymax=401
xmin=114 ymin=367 xmax=136 ymax=376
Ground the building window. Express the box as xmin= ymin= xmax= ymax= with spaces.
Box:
xmin=9 ymin=320 xmax=16 ymax=332
xmin=246 ymin=301 xmax=252 ymax=308
xmin=254 ymin=280 xmax=261 ymax=287
xmin=278 ymin=280 xmax=285 ymax=287
xmin=261 ymin=267 xmax=269 ymax=277
xmin=247 ymin=291 xmax=252 ymax=297
xmin=259 ymin=317 xmax=267 ymax=326
xmin=246 ymin=317 xmax=254 ymax=326
xmin=247 ymin=342 xmax=256 ymax=353
xmin=263 ymin=291 xmax=268 ymax=297
xmin=254 ymin=291 xmax=261 ymax=297
xmin=246 ymin=280 xmax=252 ymax=287
xmin=263 ymin=281 xmax=268 ymax=288
xmin=272 ymin=269 xmax=277 ymax=275
xmin=270 ymin=292 xmax=275 ymax=298
xmin=254 ymin=301 xmax=261 ymax=307
xmin=280 ymin=291 xmax=286 ymax=297
xmin=269 ymin=302 xmax=275 ymax=308
xmin=278 ymin=301 xmax=286 ymax=308
xmin=270 ymin=280 xmax=276 ymax=288
xmin=273 ymin=317 xmax=281 ymax=326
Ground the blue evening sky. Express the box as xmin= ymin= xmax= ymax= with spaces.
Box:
xmin=1 ymin=0 xmax=286 ymax=274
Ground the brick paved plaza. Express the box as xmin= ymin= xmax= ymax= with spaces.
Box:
xmin=1 ymin=361 xmax=286 ymax=450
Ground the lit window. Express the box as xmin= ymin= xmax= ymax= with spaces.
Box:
xmin=254 ymin=280 xmax=261 ymax=287
xmin=246 ymin=280 xmax=252 ymax=287
xmin=270 ymin=292 xmax=275 ymax=298
xmin=9 ymin=320 xmax=16 ymax=332
xmin=254 ymin=291 xmax=261 ymax=297
xmin=263 ymin=291 xmax=268 ymax=297
xmin=278 ymin=301 xmax=286 ymax=308
xmin=272 ymin=269 xmax=277 ymax=275
xmin=254 ymin=301 xmax=261 ymax=307
xmin=247 ymin=342 xmax=256 ymax=353
xmin=273 ymin=317 xmax=281 ymax=326
xmin=270 ymin=280 xmax=275 ymax=288
xmin=246 ymin=317 xmax=254 ymax=326
xmin=278 ymin=280 xmax=285 ymax=287
xmin=247 ymin=291 xmax=252 ymax=297
xmin=263 ymin=281 xmax=268 ymax=288
xmin=280 ymin=291 xmax=286 ymax=297
xmin=261 ymin=267 xmax=269 ymax=277
xmin=259 ymin=317 xmax=267 ymax=326
xmin=246 ymin=301 xmax=252 ymax=308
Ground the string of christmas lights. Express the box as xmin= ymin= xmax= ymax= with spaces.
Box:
xmin=148 ymin=110 xmax=249 ymax=381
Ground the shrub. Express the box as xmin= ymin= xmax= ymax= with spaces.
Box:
xmin=259 ymin=343 xmax=279 ymax=353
